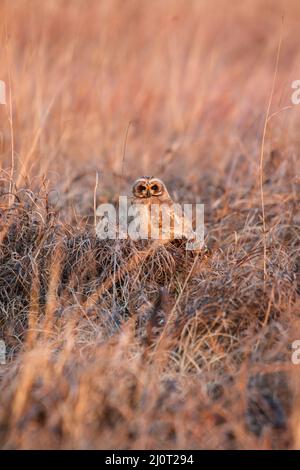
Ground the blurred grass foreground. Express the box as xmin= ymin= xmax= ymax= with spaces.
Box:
xmin=0 ymin=0 xmax=300 ymax=450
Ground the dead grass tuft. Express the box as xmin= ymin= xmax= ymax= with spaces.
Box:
xmin=0 ymin=0 xmax=300 ymax=450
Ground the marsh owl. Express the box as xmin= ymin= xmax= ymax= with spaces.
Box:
xmin=130 ymin=176 xmax=199 ymax=248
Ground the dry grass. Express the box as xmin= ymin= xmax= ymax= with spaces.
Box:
xmin=0 ymin=0 xmax=300 ymax=450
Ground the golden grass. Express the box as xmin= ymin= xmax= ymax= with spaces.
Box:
xmin=0 ymin=0 xmax=300 ymax=450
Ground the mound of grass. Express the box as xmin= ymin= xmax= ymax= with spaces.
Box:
xmin=0 ymin=0 xmax=300 ymax=450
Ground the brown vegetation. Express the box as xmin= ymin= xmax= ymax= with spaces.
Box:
xmin=0 ymin=0 xmax=300 ymax=449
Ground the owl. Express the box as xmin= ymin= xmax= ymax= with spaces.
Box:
xmin=130 ymin=176 xmax=201 ymax=249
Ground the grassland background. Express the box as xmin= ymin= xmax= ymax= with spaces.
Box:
xmin=0 ymin=0 xmax=300 ymax=449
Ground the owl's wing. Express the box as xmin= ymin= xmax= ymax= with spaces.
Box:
xmin=155 ymin=203 xmax=184 ymax=240
xmin=171 ymin=207 xmax=185 ymax=239
xmin=172 ymin=205 xmax=203 ymax=251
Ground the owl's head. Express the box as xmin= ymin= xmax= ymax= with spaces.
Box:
xmin=132 ymin=176 xmax=168 ymax=199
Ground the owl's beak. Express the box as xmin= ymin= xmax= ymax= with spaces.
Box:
xmin=146 ymin=186 xmax=151 ymax=198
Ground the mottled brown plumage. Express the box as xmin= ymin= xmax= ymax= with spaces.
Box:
xmin=131 ymin=176 xmax=197 ymax=245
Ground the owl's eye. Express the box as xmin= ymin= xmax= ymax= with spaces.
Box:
xmin=138 ymin=185 xmax=146 ymax=192
xmin=151 ymin=184 xmax=159 ymax=191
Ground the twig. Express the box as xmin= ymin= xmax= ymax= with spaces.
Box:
xmin=259 ymin=17 xmax=284 ymax=281
xmin=93 ymin=171 xmax=99 ymax=230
